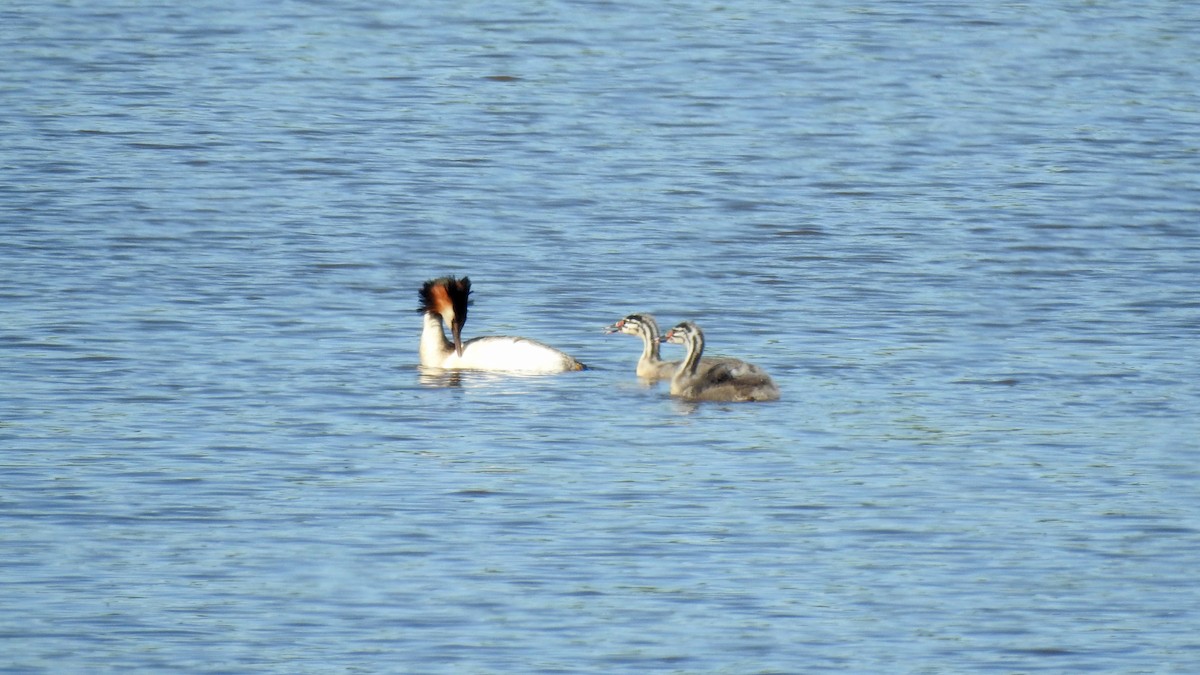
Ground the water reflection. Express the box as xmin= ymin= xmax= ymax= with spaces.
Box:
xmin=672 ymin=399 xmax=702 ymax=416
xmin=418 ymin=368 xmax=464 ymax=388
xmin=416 ymin=367 xmax=568 ymax=390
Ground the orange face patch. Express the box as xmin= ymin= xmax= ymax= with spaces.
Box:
xmin=427 ymin=282 xmax=453 ymax=316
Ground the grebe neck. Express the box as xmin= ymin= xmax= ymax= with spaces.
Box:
xmin=419 ymin=312 xmax=453 ymax=365
xmin=681 ymin=330 xmax=704 ymax=377
xmin=640 ymin=322 xmax=663 ymax=365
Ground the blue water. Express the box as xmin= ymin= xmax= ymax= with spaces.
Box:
xmin=3 ymin=1 xmax=1199 ymax=672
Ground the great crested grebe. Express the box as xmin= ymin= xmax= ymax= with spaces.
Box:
xmin=660 ymin=321 xmax=780 ymax=402
xmin=417 ymin=275 xmax=587 ymax=373
xmin=605 ymin=313 xmax=734 ymax=381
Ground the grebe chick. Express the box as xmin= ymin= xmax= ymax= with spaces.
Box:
xmin=417 ymin=276 xmax=587 ymax=373
xmin=660 ymin=321 xmax=780 ymax=402
xmin=605 ymin=313 xmax=734 ymax=381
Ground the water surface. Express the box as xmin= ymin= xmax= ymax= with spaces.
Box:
xmin=3 ymin=1 xmax=1199 ymax=672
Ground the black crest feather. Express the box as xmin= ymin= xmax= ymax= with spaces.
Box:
xmin=417 ymin=275 xmax=472 ymax=324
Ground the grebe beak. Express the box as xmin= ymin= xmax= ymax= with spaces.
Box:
xmin=658 ymin=330 xmax=672 ymax=343
xmin=603 ymin=320 xmax=624 ymax=334
xmin=450 ymin=319 xmax=465 ymax=357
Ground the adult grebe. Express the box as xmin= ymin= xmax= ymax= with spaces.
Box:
xmin=417 ymin=276 xmax=587 ymax=373
xmin=605 ymin=313 xmax=734 ymax=381
xmin=660 ymin=321 xmax=780 ymax=402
